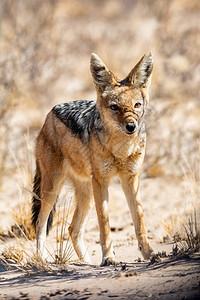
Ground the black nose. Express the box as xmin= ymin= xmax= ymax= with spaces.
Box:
xmin=126 ymin=123 xmax=136 ymax=133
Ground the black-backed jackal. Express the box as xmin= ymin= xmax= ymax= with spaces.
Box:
xmin=32 ymin=53 xmax=154 ymax=266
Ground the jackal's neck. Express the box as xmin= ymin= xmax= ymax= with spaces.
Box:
xmin=104 ymin=130 xmax=145 ymax=159
xmin=96 ymin=121 xmax=145 ymax=160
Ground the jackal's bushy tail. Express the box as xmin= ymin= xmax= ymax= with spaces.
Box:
xmin=32 ymin=161 xmax=56 ymax=235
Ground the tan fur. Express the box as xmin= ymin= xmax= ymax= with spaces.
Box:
xmin=33 ymin=53 xmax=154 ymax=266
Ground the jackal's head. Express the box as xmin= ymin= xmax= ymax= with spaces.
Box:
xmin=90 ymin=53 xmax=153 ymax=136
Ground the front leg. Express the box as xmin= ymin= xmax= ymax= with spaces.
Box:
xmin=92 ymin=176 xmax=115 ymax=266
xmin=120 ymin=173 xmax=154 ymax=260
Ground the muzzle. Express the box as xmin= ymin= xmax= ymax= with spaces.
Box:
xmin=125 ymin=122 xmax=137 ymax=134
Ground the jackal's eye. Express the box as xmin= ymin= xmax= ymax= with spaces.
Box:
xmin=134 ymin=102 xmax=141 ymax=108
xmin=110 ymin=104 xmax=119 ymax=111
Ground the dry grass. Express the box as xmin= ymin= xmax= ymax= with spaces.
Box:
xmin=0 ymin=223 xmax=52 ymax=274
xmin=164 ymin=143 xmax=200 ymax=254
xmin=173 ymin=209 xmax=200 ymax=256
xmin=8 ymin=133 xmax=35 ymax=240
xmin=1 ymin=194 xmax=74 ymax=274
xmin=24 ymin=255 xmax=53 ymax=274
xmin=2 ymin=246 xmax=24 ymax=264
xmin=10 ymin=200 xmax=35 ymax=240
xmin=0 ymin=247 xmax=53 ymax=275
xmin=54 ymin=201 xmax=74 ymax=265
xmin=0 ymin=218 xmax=72 ymax=275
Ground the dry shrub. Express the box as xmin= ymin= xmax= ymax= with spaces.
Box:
xmin=164 ymin=142 xmax=200 ymax=254
xmin=173 ymin=209 xmax=200 ymax=256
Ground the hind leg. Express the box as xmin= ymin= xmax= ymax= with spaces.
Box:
xmin=36 ymin=173 xmax=64 ymax=259
xmin=68 ymin=179 xmax=93 ymax=263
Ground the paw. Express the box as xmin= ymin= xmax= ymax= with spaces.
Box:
xmin=81 ymin=256 xmax=92 ymax=264
xmin=139 ymin=243 xmax=154 ymax=260
xmin=100 ymin=257 xmax=116 ymax=267
xmin=36 ymin=248 xmax=48 ymax=261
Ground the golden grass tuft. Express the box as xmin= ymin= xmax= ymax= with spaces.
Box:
xmin=2 ymin=246 xmax=24 ymax=263
xmin=146 ymin=163 xmax=165 ymax=178
xmin=24 ymin=255 xmax=53 ymax=274
xmin=11 ymin=200 xmax=35 ymax=240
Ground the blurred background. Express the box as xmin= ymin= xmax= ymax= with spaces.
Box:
xmin=0 ymin=0 xmax=200 ymax=241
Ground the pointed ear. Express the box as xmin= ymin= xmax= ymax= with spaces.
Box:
xmin=125 ymin=52 xmax=153 ymax=89
xmin=90 ymin=53 xmax=118 ymax=92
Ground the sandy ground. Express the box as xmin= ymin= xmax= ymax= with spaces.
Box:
xmin=0 ymin=241 xmax=200 ymax=299
xmin=0 ymin=179 xmax=200 ymax=300
xmin=0 ymin=251 xmax=200 ymax=300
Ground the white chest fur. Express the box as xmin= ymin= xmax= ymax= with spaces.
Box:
xmin=110 ymin=135 xmax=139 ymax=159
